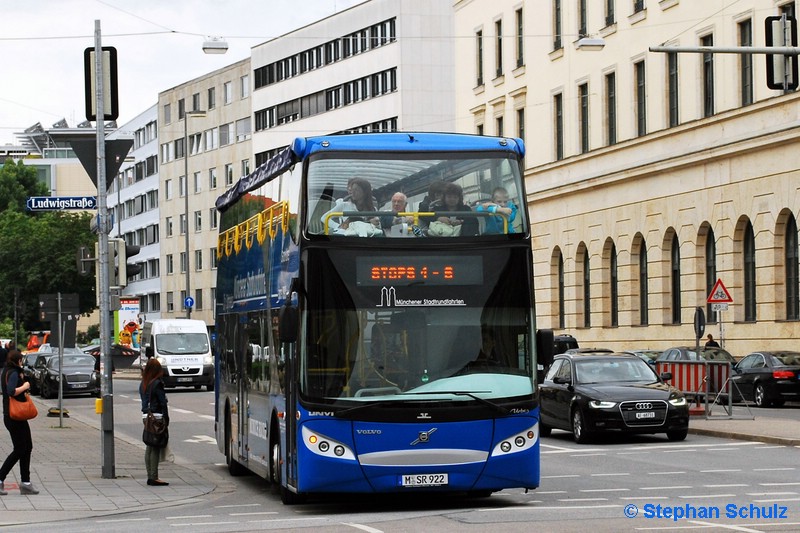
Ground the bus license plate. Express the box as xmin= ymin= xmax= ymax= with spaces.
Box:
xmin=401 ymin=473 xmax=448 ymax=487
xmin=177 ymin=377 xmax=193 ymax=382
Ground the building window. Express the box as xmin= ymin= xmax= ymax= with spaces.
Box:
xmin=179 ymin=175 xmax=186 ymax=198
xmin=606 ymin=0 xmax=615 ymax=26
xmin=583 ymin=248 xmax=591 ymax=327
xmin=639 ymin=240 xmax=649 ymax=326
xmin=166 ymin=254 xmax=174 ymax=275
xmin=211 ymin=247 xmax=219 ymax=269
xmin=179 ymin=213 xmax=187 ymax=235
xmin=195 ymin=289 xmax=203 ymax=311
xmin=744 ymin=220 xmax=756 ymax=321
xmin=207 ymin=87 xmax=216 ymax=110
xmin=210 ymin=208 xmax=218 ymax=230
xmin=165 ymin=216 xmax=173 ymax=237
xmin=195 ymin=249 xmax=203 ymax=271
xmin=558 ymin=251 xmax=565 ymax=329
xmin=633 ymin=0 xmax=644 ymax=13
xmin=178 ymin=98 xmax=185 ymax=120
xmin=579 ymin=0 xmax=587 ymax=37
xmin=516 ymin=108 xmax=525 ymax=144
xmin=702 ymin=34 xmax=714 ymax=117
xmin=194 ymin=210 xmax=202 ymax=232
xmin=495 ymin=19 xmax=503 ymax=77
xmin=554 ymin=93 xmax=564 ymax=160
xmin=180 ymin=251 xmax=188 ymax=274
xmin=164 ymin=179 xmax=172 ymax=200
xmin=209 ymin=167 xmax=218 ymax=189
xmin=192 ymin=92 xmax=200 ymax=111
xmin=787 ymin=215 xmax=799 ymax=320
xmin=476 ymin=30 xmax=484 ymax=85
xmin=241 ymin=74 xmax=250 ymax=98
xmin=605 ymin=72 xmax=616 ymax=145
xmin=635 ymin=60 xmax=646 ymax=136
xmin=496 ymin=115 xmax=504 ymax=137
xmin=668 ymin=52 xmax=679 ymax=127
xmin=223 ymin=81 xmax=232 ymax=104
xmin=166 ymin=292 xmax=174 ymax=312
xmin=477 ymin=123 xmax=484 ymax=135
xmin=705 ymin=228 xmax=717 ymax=323
xmin=671 ymin=233 xmax=681 ymax=324
xmin=553 ymin=0 xmax=562 ymax=50
xmin=579 ymin=83 xmax=589 ymax=153
xmin=739 ymin=19 xmax=753 ymax=106
xmin=515 ymin=8 xmax=524 ymax=67
xmin=163 ymin=103 xmax=171 ymax=124
xmin=610 ymin=243 xmax=619 ymax=327
xmin=193 ymin=171 xmax=201 ymax=194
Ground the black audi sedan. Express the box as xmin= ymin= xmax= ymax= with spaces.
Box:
xmin=730 ymin=351 xmax=800 ymax=407
xmin=539 ymin=353 xmax=689 ymax=444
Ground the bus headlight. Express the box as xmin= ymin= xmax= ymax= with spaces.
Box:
xmin=491 ymin=425 xmax=538 ymax=457
xmin=301 ymin=426 xmax=356 ymax=461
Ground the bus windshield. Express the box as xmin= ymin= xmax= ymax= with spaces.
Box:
xmin=306 ymin=152 xmax=526 ymax=237
xmin=300 ymin=248 xmax=534 ymax=405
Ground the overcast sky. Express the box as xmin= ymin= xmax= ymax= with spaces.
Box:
xmin=0 ymin=0 xmax=367 ymax=146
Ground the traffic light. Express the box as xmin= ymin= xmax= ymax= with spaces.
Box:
xmin=94 ymin=241 xmax=119 ymax=297
xmin=115 ymin=239 xmax=142 ymax=286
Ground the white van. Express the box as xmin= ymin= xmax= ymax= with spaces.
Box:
xmin=141 ymin=319 xmax=213 ymax=391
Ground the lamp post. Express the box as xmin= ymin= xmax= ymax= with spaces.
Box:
xmin=183 ymin=109 xmax=206 ymax=318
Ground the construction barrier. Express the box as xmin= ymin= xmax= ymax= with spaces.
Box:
xmin=654 ymin=360 xmax=732 ymax=399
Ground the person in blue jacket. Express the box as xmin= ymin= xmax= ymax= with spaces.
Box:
xmin=475 ymin=187 xmax=518 ymax=234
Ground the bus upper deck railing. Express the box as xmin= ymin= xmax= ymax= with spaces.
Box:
xmin=321 ymin=210 xmax=509 ymax=236
xmin=217 ymin=201 xmax=289 ymax=259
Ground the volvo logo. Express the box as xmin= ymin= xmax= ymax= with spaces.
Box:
xmin=410 ymin=427 xmax=437 ymax=445
xmin=635 ymin=402 xmax=653 ymax=410
xmin=417 ymin=412 xmax=431 ymax=419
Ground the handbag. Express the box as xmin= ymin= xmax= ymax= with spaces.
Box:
xmin=142 ymin=382 xmax=169 ymax=448
xmin=4 ymin=370 xmax=38 ymax=421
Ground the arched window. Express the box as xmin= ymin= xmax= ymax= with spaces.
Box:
xmin=580 ymin=245 xmax=591 ymax=328
xmin=671 ymin=233 xmax=681 ymax=324
xmin=610 ymin=243 xmax=618 ymax=327
xmin=705 ymin=227 xmax=717 ymax=323
xmin=639 ymin=239 xmax=649 ymax=325
xmin=558 ymin=251 xmax=566 ymax=328
xmin=787 ymin=215 xmax=799 ymax=320
xmin=744 ymin=220 xmax=756 ymax=321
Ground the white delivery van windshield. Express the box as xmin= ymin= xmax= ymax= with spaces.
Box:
xmin=156 ymin=333 xmax=209 ymax=354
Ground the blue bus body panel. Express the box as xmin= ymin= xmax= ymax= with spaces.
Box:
xmin=296 ymin=407 xmax=540 ymax=494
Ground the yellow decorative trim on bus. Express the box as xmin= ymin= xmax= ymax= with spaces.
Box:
xmin=217 ymin=201 xmax=290 ymax=259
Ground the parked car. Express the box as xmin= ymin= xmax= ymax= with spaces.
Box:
xmin=656 ymin=346 xmax=736 ymax=363
xmin=730 ymin=351 xmax=800 ymax=407
xmin=539 ymin=352 xmax=689 ymax=443
xmin=21 ymin=353 xmax=40 ymax=394
xmin=33 ymin=349 xmax=100 ymax=399
xmin=553 ymin=334 xmax=579 ymax=355
xmin=622 ymin=349 xmax=662 ymax=365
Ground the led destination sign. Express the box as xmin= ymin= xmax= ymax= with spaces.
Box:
xmin=355 ymin=255 xmax=483 ymax=286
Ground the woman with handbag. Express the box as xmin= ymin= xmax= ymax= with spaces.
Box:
xmin=139 ymin=358 xmax=169 ymax=486
xmin=0 ymin=350 xmax=39 ymax=496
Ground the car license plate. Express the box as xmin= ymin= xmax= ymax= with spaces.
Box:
xmin=400 ymin=473 xmax=448 ymax=487
xmin=72 ymin=383 xmax=87 ymax=388
xmin=177 ymin=377 xmax=193 ymax=382
xmin=635 ymin=411 xmax=656 ymax=419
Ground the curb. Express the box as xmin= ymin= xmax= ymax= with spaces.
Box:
xmin=688 ymin=426 xmax=800 ymax=446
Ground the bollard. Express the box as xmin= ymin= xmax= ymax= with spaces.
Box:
xmin=95 ymin=398 xmax=103 ymax=414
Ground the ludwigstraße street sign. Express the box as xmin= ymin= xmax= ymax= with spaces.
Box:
xmin=27 ymin=196 xmax=97 ymax=211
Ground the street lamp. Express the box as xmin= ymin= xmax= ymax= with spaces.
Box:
xmin=183 ymin=109 xmax=206 ymax=318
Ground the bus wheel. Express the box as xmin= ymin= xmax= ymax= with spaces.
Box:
xmin=225 ymin=411 xmax=247 ymax=476
xmin=272 ymin=437 xmax=305 ymax=504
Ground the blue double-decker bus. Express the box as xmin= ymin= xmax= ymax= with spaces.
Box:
xmin=214 ymin=132 xmax=554 ymax=503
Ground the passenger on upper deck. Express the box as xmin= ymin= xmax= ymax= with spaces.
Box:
xmin=475 ymin=187 xmax=518 ymax=234
xmin=426 ymin=182 xmax=478 ymax=237
xmin=418 ymin=181 xmax=446 ymax=213
xmin=320 ymin=177 xmax=382 ymax=236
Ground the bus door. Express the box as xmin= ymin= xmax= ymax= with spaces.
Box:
xmin=233 ymin=317 xmax=249 ymax=468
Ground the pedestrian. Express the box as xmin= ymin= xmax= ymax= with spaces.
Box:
xmin=0 ymin=342 xmax=9 ymax=367
xmin=0 ymin=349 xmax=39 ymax=496
xmin=705 ymin=334 xmax=720 ymax=348
xmin=139 ymin=358 xmax=169 ymax=486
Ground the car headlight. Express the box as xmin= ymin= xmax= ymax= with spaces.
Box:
xmin=156 ymin=356 xmax=167 ymax=366
xmin=589 ymin=400 xmax=617 ymax=409
xmin=204 ymin=354 xmax=213 ymax=365
xmin=669 ymin=396 xmax=687 ymax=407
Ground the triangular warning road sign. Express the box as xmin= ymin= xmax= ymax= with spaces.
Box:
xmin=707 ymin=278 xmax=733 ymax=303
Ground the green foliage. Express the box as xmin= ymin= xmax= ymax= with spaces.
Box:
xmin=0 ymin=318 xmax=17 ymax=343
xmin=0 ymin=209 xmax=97 ymax=332
xmin=0 ymin=160 xmax=49 ymax=212
xmin=77 ymin=323 xmax=100 ymax=345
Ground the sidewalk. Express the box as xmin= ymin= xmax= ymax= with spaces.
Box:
xmin=688 ymin=405 xmax=800 ymax=446
xmin=0 ymin=390 xmax=230 ymax=526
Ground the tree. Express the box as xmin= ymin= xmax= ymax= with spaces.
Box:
xmin=0 ymin=159 xmax=49 ymax=212
xmin=0 ymin=209 xmax=97 ymax=332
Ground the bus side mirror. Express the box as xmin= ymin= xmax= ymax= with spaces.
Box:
xmin=279 ymin=304 xmax=298 ymax=343
xmin=536 ymin=329 xmax=555 ymax=382
xmin=145 ymin=345 xmax=154 ymax=358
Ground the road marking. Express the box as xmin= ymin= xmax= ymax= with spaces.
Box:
xmin=542 ymin=474 xmax=581 ymax=479
xmin=702 ymin=484 xmax=748 ymax=488
xmin=640 ymin=486 xmax=692 ymax=490
xmin=760 ymin=482 xmax=800 ymax=486
xmin=229 ymin=512 xmax=279 ymax=516
xmin=648 ymin=471 xmax=686 ymax=475
xmin=752 ymin=497 xmax=800 ymax=503
xmin=745 ymin=492 xmax=798 ymax=496
xmin=166 ymin=515 xmax=213 ymax=520
xmin=580 ymin=488 xmax=630 ymax=493
xmin=700 ymin=469 xmax=741 ymax=473
xmin=96 ymin=518 xmax=151 ymax=523
xmin=678 ymin=493 xmax=736 ymax=499
xmin=537 ymin=490 xmax=568 ymax=494
xmin=590 ymin=473 xmax=630 ymax=477
xmin=571 ymin=453 xmax=607 ymax=457
xmin=343 ymin=523 xmax=384 ymax=533
xmin=556 ymin=497 xmax=609 ymax=502
xmin=216 ymin=503 xmax=261 ymax=508
xmin=753 ymin=467 xmax=795 ymax=471
xmin=184 ymin=435 xmax=216 ymax=444
xmin=199 ymin=414 xmax=215 ymax=420
xmin=688 ymin=520 xmax=766 ymax=532
xmin=171 ymin=408 xmax=194 ymax=414
xmin=622 ymin=496 xmax=668 ymax=500
xmin=170 ymin=522 xmax=240 ymax=527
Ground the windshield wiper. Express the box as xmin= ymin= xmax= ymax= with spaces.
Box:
xmin=403 ymin=390 xmax=509 ymax=415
